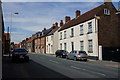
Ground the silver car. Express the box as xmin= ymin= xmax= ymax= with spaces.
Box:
xmin=67 ymin=50 xmax=88 ymax=61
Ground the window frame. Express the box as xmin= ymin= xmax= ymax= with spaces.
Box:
xmin=88 ymin=40 xmax=93 ymax=53
xmin=70 ymin=28 xmax=74 ymax=38
xmin=80 ymin=25 xmax=84 ymax=35
xmin=80 ymin=41 xmax=84 ymax=51
xmin=88 ymin=22 xmax=92 ymax=34
xmin=64 ymin=31 xmax=66 ymax=39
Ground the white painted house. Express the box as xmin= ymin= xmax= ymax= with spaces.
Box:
xmin=58 ymin=2 xmax=119 ymax=60
xmin=46 ymin=23 xmax=59 ymax=55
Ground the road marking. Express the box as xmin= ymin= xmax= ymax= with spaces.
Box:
xmin=70 ymin=66 xmax=106 ymax=76
xmin=49 ymin=60 xmax=61 ymax=64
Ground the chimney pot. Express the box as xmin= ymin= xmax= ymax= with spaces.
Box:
xmin=76 ymin=10 xmax=80 ymax=18
xmin=60 ymin=20 xmax=64 ymax=27
xmin=65 ymin=16 xmax=71 ymax=23
xmin=44 ymin=28 xmax=46 ymax=30
xmin=55 ymin=22 xmax=58 ymax=27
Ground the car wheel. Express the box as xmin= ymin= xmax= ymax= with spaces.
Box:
xmin=74 ymin=57 xmax=77 ymax=61
xmin=84 ymin=59 xmax=87 ymax=62
xmin=66 ymin=56 xmax=69 ymax=59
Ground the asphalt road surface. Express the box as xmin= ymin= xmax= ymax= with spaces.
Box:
xmin=2 ymin=53 xmax=119 ymax=80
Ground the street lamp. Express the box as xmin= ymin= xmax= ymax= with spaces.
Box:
xmin=9 ymin=12 xmax=19 ymax=57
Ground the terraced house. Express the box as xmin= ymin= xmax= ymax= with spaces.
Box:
xmin=58 ymin=2 xmax=120 ymax=60
xmin=46 ymin=22 xmax=59 ymax=55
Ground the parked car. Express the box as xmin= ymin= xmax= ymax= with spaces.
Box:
xmin=66 ymin=50 xmax=88 ymax=61
xmin=55 ymin=50 xmax=69 ymax=58
xmin=11 ymin=48 xmax=29 ymax=62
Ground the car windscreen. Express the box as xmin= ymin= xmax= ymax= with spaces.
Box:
xmin=14 ymin=49 xmax=27 ymax=52
xmin=79 ymin=51 xmax=87 ymax=54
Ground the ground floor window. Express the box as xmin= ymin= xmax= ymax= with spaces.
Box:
xmin=80 ymin=41 xmax=84 ymax=51
xmin=88 ymin=40 xmax=93 ymax=52
xmin=60 ymin=43 xmax=62 ymax=50
xmin=71 ymin=42 xmax=74 ymax=51
xmin=64 ymin=43 xmax=67 ymax=51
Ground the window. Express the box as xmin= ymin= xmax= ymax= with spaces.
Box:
xmin=60 ymin=32 xmax=62 ymax=40
xmin=80 ymin=25 xmax=84 ymax=35
xmin=47 ymin=37 xmax=48 ymax=42
xmin=51 ymin=45 xmax=53 ymax=52
xmin=64 ymin=43 xmax=67 ymax=50
xmin=64 ymin=31 xmax=66 ymax=39
xmin=88 ymin=22 xmax=92 ymax=33
xmin=104 ymin=8 xmax=110 ymax=15
xmin=47 ymin=45 xmax=48 ymax=52
xmin=88 ymin=40 xmax=93 ymax=52
xmin=71 ymin=28 xmax=74 ymax=37
xmin=51 ymin=36 xmax=53 ymax=41
xmin=60 ymin=43 xmax=62 ymax=50
xmin=80 ymin=41 xmax=84 ymax=51
xmin=71 ymin=42 xmax=74 ymax=51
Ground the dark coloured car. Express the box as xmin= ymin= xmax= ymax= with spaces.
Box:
xmin=11 ymin=48 xmax=29 ymax=62
xmin=55 ymin=50 xmax=69 ymax=58
xmin=67 ymin=50 xmax=88 ymax=61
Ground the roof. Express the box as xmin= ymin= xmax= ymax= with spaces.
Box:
xmin=47 ymin=27 xmax=59 ymax=36
xmin=58 ymin=4 xmax=105 ymax=31
xmin=4 ymin=33 xmax=10 ymax=40
xmin=26 ymin=37 xmax=35 ymax=43
xmin=41 ymin=28 xmax=52 ymax=37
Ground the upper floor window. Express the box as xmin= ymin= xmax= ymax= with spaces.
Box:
xmin=80 ymin=25 xmax=84 ymax=35
xmin=60 ymin=32 xmax=62 ymax=40
xmin=70 ymin=28 xmax=74 ymax=37
xmin=64 ymin=31 xmax=66 ymax=39
xmin=47 ymin=37 xmax=48 ymax=42
xmin=88 ymin=22 xmax=92 ymax=33
xmin=104 ymin=8 xmax=110 ymax=15
xmin=51 ymin=35 xmax=53 ymax=41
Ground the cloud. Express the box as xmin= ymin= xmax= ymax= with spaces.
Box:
xmin=2 ymin=0 xmax=119 ymax=2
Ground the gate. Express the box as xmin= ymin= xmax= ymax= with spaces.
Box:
xmin=102 ymin=47 xmax=120 ymax=62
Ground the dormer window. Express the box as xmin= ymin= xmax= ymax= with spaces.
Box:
xmin=104 ymin=8 xmax=110 ymax=15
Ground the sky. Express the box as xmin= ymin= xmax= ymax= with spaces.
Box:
xmin=2 ymin=1 xmax=119 ymax=44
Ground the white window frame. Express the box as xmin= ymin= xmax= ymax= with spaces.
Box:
xmin=64 ymin=43 xmax=67 ymax=50
xmin=104 ymin=8 xmax=110 ymax=15
xmin=88 ymin=40 xmax=93 ymax=52
xmin=64 ymin=31 xmax=66 ymax=39
xmin=71 ymin=42 xmax=74 ymax=51
xmin=60 ymin=32 xmax=62 ymax=40
xmin=80 ymin=41 xmax=84 ymax=51
xmin=80 ymin=25 xmax=84 ymax=35
xmin=88 ymin=22 xmax=92 ymax=33
xmin=60 ymin=43 xmax=62 ymax=50
xmin=71 ymin=28 xmax=74 ymax=37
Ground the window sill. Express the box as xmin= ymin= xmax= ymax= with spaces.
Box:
xmin=87 ymin=32 xmax=92 ymax=34
xmin=88 ymin=51 xmax=93 ymax=53
xmin=80 ymin=34 xmax=84 ymax=36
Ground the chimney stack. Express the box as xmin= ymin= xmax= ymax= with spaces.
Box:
xmin=60 ymin=20 xmax=64 ymax=27
xmin=52 ymin=24 xmax=56 ymax=29
xmin=55 ymin=22 xmax=58 ymax=27
xmin=76 ymin=10 xmax=80 ymax=18
xmin=65 ymin=16 xmax=71 ymax=23
xmin=44 ymin=28 xmax=46 ymax=30
xmin=104 ymin=0 xmax=112 ymax=2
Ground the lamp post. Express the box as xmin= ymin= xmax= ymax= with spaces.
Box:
xmin=9 ymin=12 xmax=19 ymax=57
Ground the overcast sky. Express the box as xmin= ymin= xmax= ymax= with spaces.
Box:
xmin=2 ymin=1 xmax=119 ymax=44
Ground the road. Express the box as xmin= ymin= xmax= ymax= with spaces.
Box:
xmin=2 ymin=53 xmax=119 ymax=80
